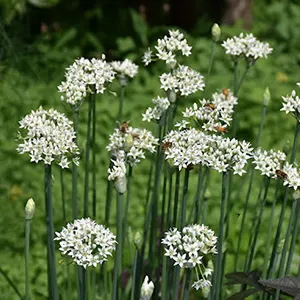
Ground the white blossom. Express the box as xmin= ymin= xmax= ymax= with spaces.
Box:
xmin=142 ymin=48 xmax=153 ymax=66
xmin=142 ymin=96 xmax=170 ymax=122
xmin=17 ymin=107 xmax=80 ymax=168
xmin=192 ymin=279 xmax=212 ymax=290
xmin=281 ymin=162 xmax=300 ymax=190
xmin=111 ymin=59 xmax=138 ymax=78
xmin=58 ymin=56 xmax=116 ymax=107
xmin=140 ymin=276 xmax=154 ymax=300
xmin=55 ymin=218 xmax=116 ymax=268
xmin=222 ymin=33 xmax=272 ymax=62
xmin=281 ymin=89 xmax=300 ymax=118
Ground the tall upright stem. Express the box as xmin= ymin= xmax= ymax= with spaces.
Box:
xmin=25 ymin=219 xmax=31 ymax=300
xmin=92 ymin=94 xmax=97 ymax=218
xmin=179 ymin=169 xmax=190 ymax=229
xmin=60 ymin=168 xmax=66 ymax=222
xmin=45 ymin=164 xmax=59 ymax=300
xmin=72 ymin=110 xmax=79 ymax=220
xmin=123 ymin=166 xmax=133 ymax=246
xmin=117 ymin=85 xmax=125 ymax=122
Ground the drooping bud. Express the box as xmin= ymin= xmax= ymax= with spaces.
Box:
xmin=140 ymin=276 xmax=154 ymax=300
xmin=263 ymin=87 xmax=271 ymax=106
xmin=211 ymin=23 xmax=221 ymax=42
xmin=25 ymin=198 xmax=35 ymax=220
xmin=115 ymin=175 xmax=127 ymax=194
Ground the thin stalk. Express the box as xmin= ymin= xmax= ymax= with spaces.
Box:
xmin=204 ymin=40 xmax=217 ymax=95
xmin=232 ymin=60 xmax=239 ymax=136
xmin=0 ymin=267 xmax=23 ymax=299
xmin=246 ymin=177 xmax=270 ymax=272
xmin=290 ymin=120 xmax=300 ymax=163
xmin=72 ymin=109 xmax=79 ymax=220
xmin=254 ymin=105 xmax=267 ymax=147
xmin=80 ymin=267 xmax=87 ymax=300
xmin=161 ymin=164 xmax=168 ymax=233
xmin=236 ymin=65 xmax=250 ymax=96
xmin=123 ymin=166 xmax=133 ymax=247
xmin=193 ymin=168 xmax=203 ymax=223
xmin=166 ymin=169 xmax=173 ymax=229
xmin=161 ymin=256 xmax=169 ymax=300
xmin=92 ymin=93 xmax=96 ymax=218
xmin=182 ymin=269 xmax=192 ymax=300
xmin=60 ymin=168 xmax=66 ymax=222
xmin=214 ymin=171 xmax=228 ymax=300
xmin=173 ymin=169 xmax=181 ymax=227
xmin=84 ymin=94 xmax=93 ymax=217
xmin=105 ymin=162 xmax=113 ymax=226
xmin=285 ymin=198 xmax=300 ymax=275
xmin=172 ymin=266 xmax=180 ymax=300
xmin=112 ymin=192 xmax=124 ymax=300
xmin=25 ymin=219 xmax=31 ymax=300
xmin=44 ymin=164 xmax=59 ymax=300
xmin=201 ymin=169 xmax=210 ymax=224
xmin=180 ymin=169 xmax=190 ymax=229
xmin=117 ymin=85 xmax=125 ymax=122
xmin=131 ymin=247 xmax=138 ymax=300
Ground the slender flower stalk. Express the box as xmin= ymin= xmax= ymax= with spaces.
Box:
xmin=72 ymin=109 xmax=79 ymax=220
xmin=0 ymin=268 xmax=23 ymax=300
xmin=179 ymin=168 xmax=190 ymax=229
xmin=123 ymin=166 xmax=133 ymax=247
xmin=92 ymin=94 xmax=96 ymax=219
xmin=60 ymin=168 xmax=66 ymax=222
xmin=80 ymin=267 xmax=87 ymax=300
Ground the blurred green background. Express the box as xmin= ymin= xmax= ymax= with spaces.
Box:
xmin=1 ymin=0 xmax=300 ymax=298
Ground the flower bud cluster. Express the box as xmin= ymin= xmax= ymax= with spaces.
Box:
xmin=17 ymin=107 xmax=80 ymax=168
xmin=162 ymin=224 xmax=217 ymax=290
xmin=142 ymin=96 xmax=170 ymax=122
xmin=58 ymin=56 xmax=115 ymax=107
xmin=142 ymin=30 xmax=192 ymax=67
xmin=222 ymin=33 xmax=273 ymax=62
xmin=111 ymin=59 xmax=139 ymax=78
xmin=160 ymin=65 xmax=205 ymax=97
xmin=55 ymin=218 xmax=116 ymax=268
xmin=163 ymin=128 xmax=252 ymax=175
xmin=281 ymin=89 xmax=300 ymax=118
xmin=183 ymin=89 xmax=237 ymax=132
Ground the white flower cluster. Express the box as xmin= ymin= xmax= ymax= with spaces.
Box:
xmin=58 ymin=56 xmax=116 ymax=107
xmin=222 ymin=33 xmax=273 ymax=61
xmin=142 ymin=30 xmax=192 ymax=66
xmin=17 ymin=107 xmax=80 ymax=168
xmin=107 ymin=151 xmax=127 ymax=182
xmin=281 ymin=163 xmax=300 ymax=190
xmin=163 ymin=128 xmax=252 ymax=175
xmin=107 ymin=124 xmax=158 ymax=167
xmin=55 ymin=218 xmax=116 ymax=268
xmin=281 ymin=89 xmax=300 ymax=118
xmin=253 ymin=149 xmax=286 ymax=178
xmin=142 ymin=96 xmax=170 ymax=122
xmin=183 ymin=89 xmax=238 ymax=132
xmin=111 ymin=58 xmax=138 ymax=78
xmin=162 ymin=224 xmax=216 ymax=290
xmin=160 ymin=65 xmax=205 ymax=96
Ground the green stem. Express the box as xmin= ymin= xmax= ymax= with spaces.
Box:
xmin=72 ymin=110 xmax=79 ymax=220
xmin=182 ymin=269 xmax=192 ymax=300
xmin=290 ymin=120 xmax=300 ymax=163
xmin=166 ymin=169 xmax=173 ymax=229
xmin=204 ymin=40 xmax=216 ymax=95
xmin=123 ymin=166 xmax=133 ymax=247
xmin=214 ymin=171 xmax=228 ymax=300
xmin=0 ymin=267 xmax=23 ymax=299
xmin=80 ymin=267 xmax=87 ymax=300
xmin=161 ymin=164 xmax=168 ymax=233
xmin=236 ymin=65 xmax=250 ymax=96
xmin=25 ymin=219 xmax=31 ymax=300
xmin=105 ymin=161 xmax=113 ymax=226
xmin=84 ymin=94 xmax=93 ymax=217
xmin=117 ymin=85 xmax=125 ymax=122
xmin=173 ymin=169 xmax=181 ymax=227
xmin=193 ymin=167 xmax=203 ymax=223
xmin=45 ymin=164 xmax=59 ymax=300
xmin=161 ymin=256 xmax=169 ymax=300
xmin=285 ymin=198 xmax=300 ymax=275
xmin=131 ymin=247 xmax=138 ymax=300
xmin=92 ymin=93 xmax=96 ymax=219
xmin=172 ymin=266 xmax=180 ymax=300
xmin=201 ymin=169 xmax=210 ymax=224
xmin=246 ymin=177 xmax=270 ymax=272
xmin=60 ymin=168 xmax=66 ymax=222
xmin=180 ymin=169 xmax=190 ymax=229
xmin=112 ymin=192 xmax=124 ymax=300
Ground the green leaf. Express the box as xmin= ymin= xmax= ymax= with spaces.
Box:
xmin=28 ymin=0 xmax=60 ymax=8
xmin=129 ymin=9 xmax=148 ymax=46
xmin=54 ymin=28 xmax=77 ymax=49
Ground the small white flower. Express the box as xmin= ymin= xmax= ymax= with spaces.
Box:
xmin=192 ymin=279 xmax=212 ymax=290
xmin=142 ymin=96 xmax=170 ymax=123
xmin=281 ymin=88 xmax=300 ymax=118
xmin=140 ymin=276 xmax=154 ymax=300
xmin=142 ymin=48 xmax=153 ymax=66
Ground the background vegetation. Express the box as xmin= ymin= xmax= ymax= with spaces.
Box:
xmin=1 ymin=0 xmax=300 ymax=298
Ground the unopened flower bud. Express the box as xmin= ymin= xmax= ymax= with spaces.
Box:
xmin=276 ymin=239 xmax=285 ymax=254
xmin=263 ymin=87 xmax=271 ymax=106
xmin=134 ymin=231 xmax=142 ymax=248
xmin=167 ymin=90 xmax=177 ymax=103
xmin=124 ymin=134 xmax=134 ymax=152
xmin=25 ymin=198 xmax=35 ymax=220
xmin=207 ymin=260 xmax=214 ymax=271
xmin=292 ymin=190 xmax=300 ymax=201
xmin=140 ymin=276 xmax=154 ymax=300
xmin=202 ymin=285 xmax=211 ymax=298
xmin=115 ymin=175 xmax=127 ymax=194
xmin=118 ymin=74 xmax=128 ymax=87
xmin=211 ymin=23 xmax=221 ymax=42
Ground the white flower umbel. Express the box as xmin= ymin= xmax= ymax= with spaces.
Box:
xmin=55 ymin=218 xmax=116 ymax=268
xmin=281 ymin=162 xmax=300 ymax=190
xmin=107 ymin=124 xmax=158 ymax=167
xmin=111 ymin=59 xmax=139 ymax=78
xmin=142 ymin=30 xmax=192 ymax=67
xmin=222 ymin=33 xmax=273 ymax=63
xmin=163 ymin=128 xmax=252 ymax=175
xmin=58 ymin=56 xmax=116 ymax=107
xmin=17 ymin=107 xmax=80 ymax=168
xmin=160 ymin=65 xmax=205 ymax=97
xmin=183 ymin=89 xmax=238 ymax=132
xmin=281 ymin=89 xmax=300 ymax=119
xmin=162 ymin=224 xmax=217 ymax=269
xmin=192 ymin=279 xmax=212 ymax=290
xmin=140 ymin=276 xmax=154 ymax=300
xmin=253 ymin=148 xmax=286 ymax=178
xmin=142 ymin=96 xmax=170 ymax=123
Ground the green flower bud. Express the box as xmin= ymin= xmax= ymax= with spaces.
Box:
xmin=202 ymin=285 xmax=211 ymax=298
xmin=124 ymin=133 xmax=134 ymax=152
xmin=25 ymin=198 xmax=35 ymax=220
xmin=115 ymin=175 xmax=127 ymax=194
xmin=276 ymin=239 xmax=285 ymax=254
xmin=134 ymin=231 xmax=142 ymax=248
xmin=263 ymin=87 xmax=271 ymax=106
xmin=292 ymin=190 xmax=300 ymax=200
xmin=167 ymin=90 xmax=177 ymax=103
xmin=211 ymin=23 xmax=221 ymax=42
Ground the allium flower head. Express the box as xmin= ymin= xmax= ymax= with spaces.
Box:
xmin=17 ymin=107 xmax=80 ymax=168
xmin=162 ymin=224 xmax=217 ymax=269
xmin=142 ymin=96 xmax=170 ymax=123
xmin=160 ymin=65 xmax=205 ymax=97
xmin=183 ymin=89 xmax=238 ymax=132
xmin=281 ymin=162 xmax=300 ymax=190
xmin=58 ymin=56 xmax=116 ymax=107
xmin=111 ymin=59 xmax=138 ymax=78
xmin=143 ymin=30 xmax=192 ymax=67
xmin=107 ymin=123 xmax=158 ymax=167
xmin=222 ymin=33 xmax=273 ymax=63
xmin=55 ymin=218 xmax=116 ymax=269
xmin=281 ymin=89 xmax=300 ymax=118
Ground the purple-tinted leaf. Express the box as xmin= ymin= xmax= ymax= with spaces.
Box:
xmin=227 ymin=288 xmax=259 ymax=300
